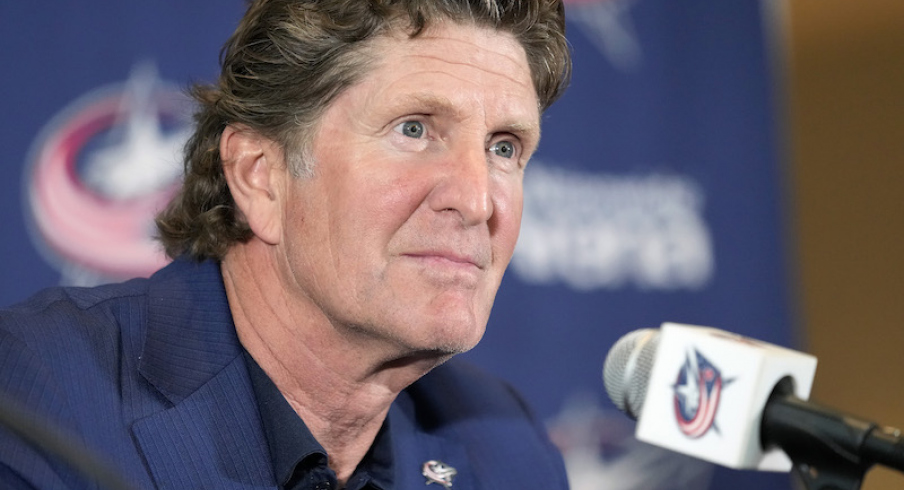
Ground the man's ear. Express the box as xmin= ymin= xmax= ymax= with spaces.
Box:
xmin=220 ymin=124 xmax=283 ymax=245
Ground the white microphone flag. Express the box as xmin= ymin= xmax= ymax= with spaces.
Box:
xmin=636 ymin=323 xmax=817 ymax=471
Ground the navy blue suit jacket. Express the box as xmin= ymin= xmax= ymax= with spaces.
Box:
xmin=0 ymin=258 xmax=569 ymax=489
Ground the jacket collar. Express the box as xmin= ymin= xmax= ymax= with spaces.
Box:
xmin=132 ymin=257 xmax=275 ymax=489
xmin=139 ymin=257 xmax=242 ymax=405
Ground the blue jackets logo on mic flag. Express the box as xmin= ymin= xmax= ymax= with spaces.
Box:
xmin=672 ymin=350 xmax=730 ymax=439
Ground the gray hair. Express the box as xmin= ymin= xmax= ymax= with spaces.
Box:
xmin=156 ymin=0 xmax=571 ymax=260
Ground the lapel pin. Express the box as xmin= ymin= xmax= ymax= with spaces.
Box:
xmin=422 ymin=460 xmax=457 ymax=488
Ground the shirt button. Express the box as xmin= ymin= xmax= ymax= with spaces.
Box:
xmin=313 ymin=482 xmax=332 ymax=490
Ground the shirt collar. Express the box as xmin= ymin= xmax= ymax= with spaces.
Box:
xmin=243 ymin=351 xmax=393 ymax=489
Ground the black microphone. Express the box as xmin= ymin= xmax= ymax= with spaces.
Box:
xmin=603 ymin=324 xmax=904 ymax=490
xmin=0 ymin=395 xmax=136 ymax=490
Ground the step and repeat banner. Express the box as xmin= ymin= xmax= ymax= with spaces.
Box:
xmin=1 ymin=1 xmax=794 ymax=489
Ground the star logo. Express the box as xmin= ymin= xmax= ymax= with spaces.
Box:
xmin=672 ymin=349 xmax=734 ymax=439
xmin=24 ymin=62 xmax=191 ymax=285
xmin=422 ymin=460 xmax=457 ymax=488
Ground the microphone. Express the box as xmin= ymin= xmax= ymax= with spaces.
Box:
xmin=603 ymin=323 xmax=904 ymax=480
xmin=0 ymin=394 xmax=137 ymax=490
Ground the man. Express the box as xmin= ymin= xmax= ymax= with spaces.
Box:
xmin=0 ymin=0 xmax=571 ymax=488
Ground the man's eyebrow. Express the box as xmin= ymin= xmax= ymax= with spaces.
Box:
xmin=501 ymin=120 xmax=540 ymax=137
xmin=388 ymin=93 xmax=458 ymax=115
xmin=499 ymin=115 xmax=542 ymax=148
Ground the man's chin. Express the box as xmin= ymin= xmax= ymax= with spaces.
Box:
xmin=397 ymin=320 xmax=486 ymax=358
xmin=426 ymin=328 xmax=485 ymax=357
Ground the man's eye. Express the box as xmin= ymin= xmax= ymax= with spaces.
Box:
xmin=396 ymin=121 xmax=425 ymax=139
xmin=489 ymin=140 xmax=516 ymax=159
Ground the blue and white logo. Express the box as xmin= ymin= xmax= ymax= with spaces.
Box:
xmin=24 ymin=62 xmax=190 ymax=285
xmin=672 ymin=350 xmax=731 ymax=439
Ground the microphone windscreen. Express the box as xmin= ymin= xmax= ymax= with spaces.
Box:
xmin=603 ymin=328 xmax=660 ymax=419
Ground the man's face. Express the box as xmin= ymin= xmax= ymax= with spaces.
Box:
xmin=277 ymin=22 xmax=540 ymax=357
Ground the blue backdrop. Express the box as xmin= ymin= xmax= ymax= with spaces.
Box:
xmin=0 ymin=1 xmax=795 ymax=489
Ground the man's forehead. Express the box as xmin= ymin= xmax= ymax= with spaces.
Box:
xmin=363 ymin=24 xmax=541 ymax=123
xmin=387 ymin=23 xmax=527 ymax=72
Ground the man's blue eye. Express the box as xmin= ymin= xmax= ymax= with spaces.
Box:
xmin=490 ymin=141 xmax=515 ymax=158
xmin=398 ymin=121 xmax=425 ymax=138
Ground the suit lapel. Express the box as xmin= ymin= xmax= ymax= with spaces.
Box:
xmin=132 ymin=357 xmax=275 ymax=489
xmin=388 ymin=396 xmax=474 ymax=489
xmin=132 ymin=259 xmax=276 ymax=489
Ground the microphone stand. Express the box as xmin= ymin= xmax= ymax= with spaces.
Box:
xmin=761 ymin=378 xmax=904 ymax=490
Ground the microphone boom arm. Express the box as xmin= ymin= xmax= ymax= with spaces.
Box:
xmin=761 ymin=377 xmax=904 ymax=490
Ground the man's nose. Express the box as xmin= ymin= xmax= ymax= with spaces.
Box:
xmin=426 ymin=142 xmax=493 ymax=226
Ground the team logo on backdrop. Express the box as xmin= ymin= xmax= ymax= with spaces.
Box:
xmin=564 ymin=0 xmax=643 ymax=70
xmin=548 ymin=395 xmax=713 ymax=490
xmin=672 ymin=350 xmax=729 ymax=439
xmin=24 ymin=63 xmax=190 ymax=285
xmin=512 ymin=162 xmax=714 ymax=291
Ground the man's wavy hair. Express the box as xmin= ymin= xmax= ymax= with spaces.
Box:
xmin=155 ymin=0 xmax=571 ymax=260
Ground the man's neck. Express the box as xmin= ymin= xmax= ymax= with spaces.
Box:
xmin=220 ymin=243 xmax=445 ymax=484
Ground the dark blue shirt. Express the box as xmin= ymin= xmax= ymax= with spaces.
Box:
xmin=243 ymin=351 xmax=393 ymax=490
